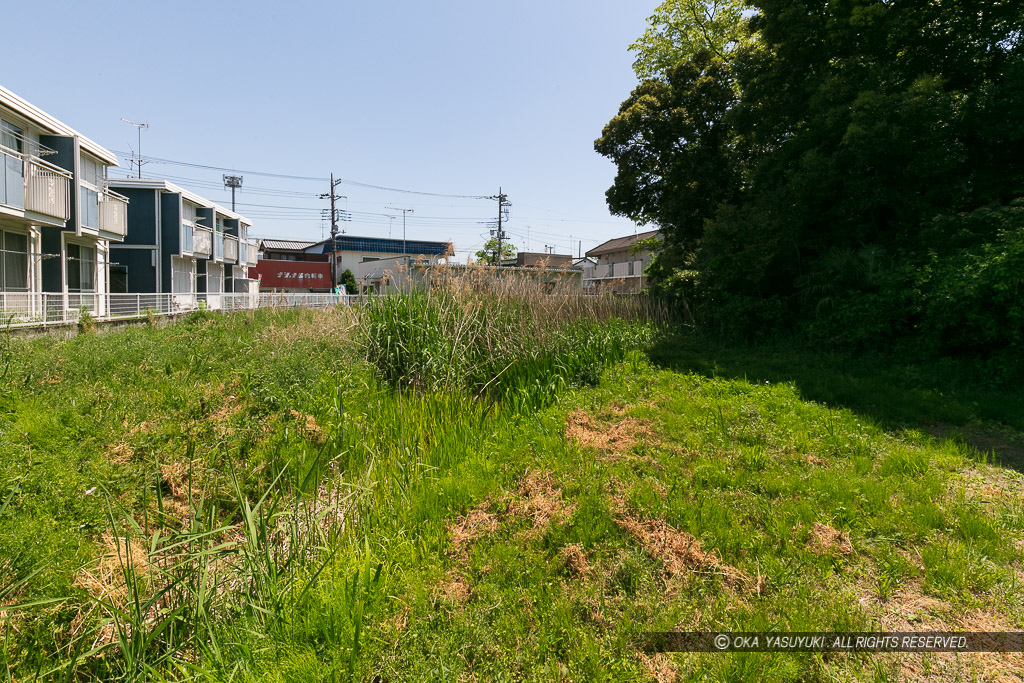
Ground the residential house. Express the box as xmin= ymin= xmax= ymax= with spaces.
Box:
xmin=259 ymin=238 xmax=321 ymax=262
xmin=0 ymin=85 xmax=128 ymax=319
xmin=583 ymin=229 xmax=659 ymax=294
xmin=106 ymin=179 xmax=258 ymax=308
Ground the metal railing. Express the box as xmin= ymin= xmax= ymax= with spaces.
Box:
xmin=0 ymin=291 xmax=368 ymax=328
xmin=243 ymin=241 xmax=258 ymax=266
xmin=582 ymin=262 xmax=645 ymax=280
xmin=224 ymin=235 xmax=239 ymax=262
xmin=1 ymin=145 xmax=73 ymax=223
xmin=99 ymin=188 xmax=129 ymax=238
xmin=26 ymin=156 xmax=72 ymax=221
xmin=194 ymin=227 xmax=212 ymax=256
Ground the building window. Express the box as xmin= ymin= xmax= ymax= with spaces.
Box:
xmin=207 ymin=263 xmax=223 ymax=294
xmin=1 ymin=121 xmax=24 ymax=211
xmin=110 ymin=264 xmax=127 ymax=294
xmin=66 ymin=242 xmax=96 ymax=292
xmin=0 ymin=120 xmax=22 ymax=153
xmin=80 ymin=186 xmax=99 ymax=229
xmin=171 ymin=256 xmax=195 ymax=294
xmin=0 ymin=230 xmax=29 ymax=291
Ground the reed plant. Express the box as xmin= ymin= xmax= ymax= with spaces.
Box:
xmin=361 ymin=266 xmax=660 ymax=408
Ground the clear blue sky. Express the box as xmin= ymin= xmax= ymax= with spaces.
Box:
xmin=3 ymin=0 xmax=654 ymax=261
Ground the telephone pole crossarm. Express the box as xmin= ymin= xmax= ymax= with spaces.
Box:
xmin=319 ymin=174 xmax=345 ymax=291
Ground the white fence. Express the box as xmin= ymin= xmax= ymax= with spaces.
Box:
xmin=0 ymin=291 xmax=366 ymax=329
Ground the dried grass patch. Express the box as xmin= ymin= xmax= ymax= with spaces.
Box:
xmin=565 ymin=409 xmax=657 ymax=460
xmin=289 ymin=409 xmax=325 ymax=444
xmin=74 ymin=533 xmax=151 ymax=608
xmin=507 ymin=470 xmax=576 ymax=534
xmin=449 ymin=504 xmax=498 ymax=557
xmin=636 ymin=652 xmax=679 ymax=683
xmin=259 ymin=307 xmax=359 ymax=350
xmin=104 ymin=421 xmax=156 ymax=465
xmin=561 ymin=544 xmax=590 ymax=578
xmin=808 ymin=522 xmax=853 ymax=556
xmin=610 ymin=493 xmax=752 ymax=590
xmin=437 ymin=570 xmax=471 ymax=605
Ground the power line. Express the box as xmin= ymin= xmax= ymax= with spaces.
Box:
xmin=110 ymin=151 xmax=493 ymax=199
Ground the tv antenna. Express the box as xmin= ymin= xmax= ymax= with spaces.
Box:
xmin=121 ymin=119 xmax=149 ymax=178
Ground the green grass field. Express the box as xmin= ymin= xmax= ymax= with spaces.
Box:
xmin=0 ymin=301 xmax=1021 ymax=681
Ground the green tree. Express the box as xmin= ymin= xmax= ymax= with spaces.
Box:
xmin=475 ymin=238 xmax=517 ymax=266
xmin=600 ymin=0 xmax=1024 ymax=350
xmin=630 ymin=0 xmax=751 ymax=79
xmin=338 ymin=268 xmax=358 ymax=294
xmin=595 ymin=51 xmax=740 ymax=291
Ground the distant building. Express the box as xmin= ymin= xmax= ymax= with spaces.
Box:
xmin=309 ymin=232 xmax=450 ymax=282
xmin=0 ymin=85 xmax=128 ymax=317
xmin=259 ymin=239 xmax=321 ymax=262
xmin=107 ymin=179 xmax=258 ymax=301
xmin=583 ymin=229 xmax=659 ymax=294
xmin=361 ymin=259 xmax=580 ymax=294
xmin=506 ymin=251 xmax=573 ymax=269
xmin=252 ymin=239 xmax=329 ymax=293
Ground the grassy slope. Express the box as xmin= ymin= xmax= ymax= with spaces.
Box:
xmin=1 ymin=312 xmax=1022 ymax=681
xmin=354 ymin=348 xmax=1024 ymax=682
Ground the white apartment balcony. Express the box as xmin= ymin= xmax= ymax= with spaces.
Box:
xmin=0 ymin=145 xmax=72 ymax=226
xmin=99 ymin=188 xmax=129 ymax=239
xmin=243 ymin=240 xmax=258 ymax=267
xmin=223 ymin=235 xmax=239 ymax=263
xmin=193 ymin=227 xmax=213 ymax=257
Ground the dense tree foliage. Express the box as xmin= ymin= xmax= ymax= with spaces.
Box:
xmin=475 ymin=238 xmax=518 ymax=265
xmin=598 ymin=0 xmax=1024 ymax=355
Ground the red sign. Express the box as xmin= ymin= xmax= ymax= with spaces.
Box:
xmin=250 ymin=259 xmax=331 ymax=289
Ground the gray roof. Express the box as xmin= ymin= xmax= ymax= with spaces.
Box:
xmin=260 ymin=239 xmax=317 ymax=251
xmin=586 ymin=229 xmax=660 ymax=257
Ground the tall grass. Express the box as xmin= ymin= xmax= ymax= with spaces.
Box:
xmin=361 ymin=268 xmax=660 ymax=408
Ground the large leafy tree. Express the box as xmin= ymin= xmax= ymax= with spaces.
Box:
xmin=600 ymin=0 xmax=1024 ymax=349
xmin=630 ymin=0 xmax=752 ymax=79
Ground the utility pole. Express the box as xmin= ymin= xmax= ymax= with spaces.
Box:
xmin=385 ymin=206 xmax=414 ymax=256
xmin=223 ymin=175 xmax=242 ymax=211
xmin=489 ymin=188 xmax=510 ymax=266
xmin=319 ymin=174 xmax=344 ymax=291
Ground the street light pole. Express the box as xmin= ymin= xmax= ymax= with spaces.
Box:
xmin=385 ymin=206 xmax=414 ymax=256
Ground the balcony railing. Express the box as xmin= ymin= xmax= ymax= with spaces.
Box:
xmin=582 ymin=262 xmax=645 ymax=280
xmin=243 ymin=241 xmax=258 ymax=266
xmin=99 ymin=188 xmax=129 ymax=238
xmin=0 ymin=291 xmax=366 ymax=328
xmin=193 ymin=227 xmax=212 ymax=257
xmin=224 ymin=235 xmax=239 ymax=263
xmin=0 ymin=145 xmax=72 ymax=223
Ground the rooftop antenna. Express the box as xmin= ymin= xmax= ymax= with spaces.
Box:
xmin=223 ymin=175 xmax=243 ymax=211
xmin=121 ymin=118 xmax=149 ymax=178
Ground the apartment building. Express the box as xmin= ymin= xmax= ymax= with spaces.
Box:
xmin=106 ymin=179 xmax=258 ymax=306
xmin=0 ymin=85 xmax=127 ymax=318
